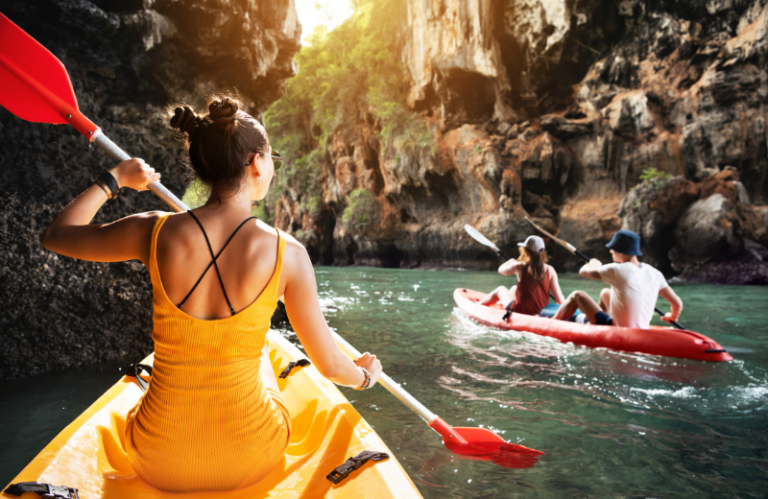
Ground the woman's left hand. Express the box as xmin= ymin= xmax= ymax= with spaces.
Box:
xmin=110 ymin=158 xmax=161 ymax=191
xmin=354 ymin=352 xmax=382 ymax=389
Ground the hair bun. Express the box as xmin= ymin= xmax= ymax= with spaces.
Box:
xmin=170 ymin=106 xmax=200 ymax=134
xmin=208 ymin=98 xmax=238 ymax=126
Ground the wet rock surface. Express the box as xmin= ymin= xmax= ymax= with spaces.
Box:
xmin=276 ymin=0 xmax=768 ymax=284
xmin=0 ymin=0 xmax=300 ymax=379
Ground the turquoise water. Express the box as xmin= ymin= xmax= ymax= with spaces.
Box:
xmin=2 ymin=267 xmax=767 ymax=498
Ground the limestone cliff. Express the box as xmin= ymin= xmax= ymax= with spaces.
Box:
xmin=277 ymin=0 xmax=768 ymax=283
xmin=0 ymin=0 xmax=301 ymax=379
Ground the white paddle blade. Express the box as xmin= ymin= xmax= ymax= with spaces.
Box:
xmin=464 ymin=224 xmax=501 ymax=253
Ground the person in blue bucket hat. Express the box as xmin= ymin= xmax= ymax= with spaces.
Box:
xmin=553 ymin=229 xmax=683 ymax=329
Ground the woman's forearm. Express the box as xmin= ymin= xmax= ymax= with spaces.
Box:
xmin=323 ymin=348 xmax=366 ymax=388
xmin=41 ymin=160 xmax=160 ymax=262
xmin=283 ymin=243 xmax=382 ymax=390
xmin=41 ymin=183 xmax=110 ymax=253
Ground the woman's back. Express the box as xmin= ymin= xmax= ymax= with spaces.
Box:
xmin=125 ymin=212 xmax=291 ymax=492
xmin=156 ymin=209 xmax=284 ymax=320
xmin=513 ymin=264 xmax=552 ymax=316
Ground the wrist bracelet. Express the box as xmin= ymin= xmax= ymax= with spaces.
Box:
xmin=94 ymin=179 xmax=112 ymax=199
xmin=98 ymin=171 xmax=119 ymax=200
xmin=356 ymin=367 xmax=371 ymax=390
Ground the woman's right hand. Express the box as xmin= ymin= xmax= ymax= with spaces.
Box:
xmin=110 ymin=158 xmax=161 ymax=192
xmin=354 ymin=352 xmax=382 ymax=389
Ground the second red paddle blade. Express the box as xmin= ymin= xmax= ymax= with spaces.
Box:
xmin=430 ymin=418 xmax=543 ymax=469
xmin=0 ymin=12 xmax=78 ymax=124
xmin=448 ymin=428 xmax=543 ymax=469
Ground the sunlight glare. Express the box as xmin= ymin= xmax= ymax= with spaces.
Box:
xmin=295 ymin=0 xmax=354 ymax=44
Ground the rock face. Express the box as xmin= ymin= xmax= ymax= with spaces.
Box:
xmin=404 ymin=0 xmax=510 ymax=124
xmin=0 ymin=0 xmax=301 ymax=379
xmin=276 ymin=0 xmax=768 ymax=282
xmin=620 ymin=169 xmax=766 ymax=282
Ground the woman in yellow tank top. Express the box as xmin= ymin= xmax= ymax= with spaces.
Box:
xmin=41 ymin=95 xmax=383 ymax=492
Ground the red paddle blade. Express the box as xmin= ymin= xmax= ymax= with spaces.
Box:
xmin=0 ymin=13 xmax=96 ymax=137
xmin=429 ymin=417 xmax=543 ymax=469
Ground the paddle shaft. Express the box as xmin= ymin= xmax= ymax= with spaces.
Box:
xmin=492 ymin=248 xmax=510 ymax=260
xmin=524 ymin=217 xmax=686 ymax=330
xmin=330 ymin=331 xmax=438 ymax=424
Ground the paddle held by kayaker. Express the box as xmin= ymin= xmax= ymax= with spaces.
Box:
xmin=41 ymin=95 xmax=382 ymax=492
xmin=553 ymin=230 xmax=683 ymax=328
xmin=479 ymin=235 xmax=565 ymax=315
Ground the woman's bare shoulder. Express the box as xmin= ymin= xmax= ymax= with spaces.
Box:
xmin=253 ymin=222 xmax=308 ymax=264
xmin=118 ymin=210 xmax=169 ymax=234
xmin=546 ymin=264 xmax=559 ymax=276
xmin=135 ymin=210 xmax=169 ymax=224
xmin=280 ymin=230 xmax=309 ymax=260
xmin=278 ymin=230 xmax=313 ymax=273
xmin=147 ymin=211 xmax=190 ymax=239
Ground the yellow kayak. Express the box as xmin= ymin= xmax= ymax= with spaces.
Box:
xmin=2 ymin=331 xmax=422 ymax=499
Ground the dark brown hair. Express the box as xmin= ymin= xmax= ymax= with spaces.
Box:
xmin=169 ymin=94 xmax=268 ymax=190
xmin=518 ymin=246 xmax=548 ymax=282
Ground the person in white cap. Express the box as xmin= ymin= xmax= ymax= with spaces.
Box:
xmin=479 ymin=235 xmax=565 ymax=315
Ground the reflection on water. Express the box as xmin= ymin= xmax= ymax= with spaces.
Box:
xmin=317 ymin=268 xmax=768 ymax=499
xmin=1 ymin=267 xmax=767 ymax=498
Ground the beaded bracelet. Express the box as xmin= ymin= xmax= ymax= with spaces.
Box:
xmin=356 ymin=367 xmax=371 ymax=390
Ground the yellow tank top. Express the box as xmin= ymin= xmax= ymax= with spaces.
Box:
xmin=125 ymin=213 xmax=291 ymax=492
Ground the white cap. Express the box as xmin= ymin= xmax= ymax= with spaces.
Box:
xmin=518 ymin=235 xmax=545 ymax=253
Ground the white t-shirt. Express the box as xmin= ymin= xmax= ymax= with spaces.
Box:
xmin=597 ymin=262 xmax=668 ymax=329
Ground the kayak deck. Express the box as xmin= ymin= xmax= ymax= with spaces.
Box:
xmin=2 ymin=331 xmax=422 ymax=498
xmin=455 ymin=288 xmax=732 ymax=362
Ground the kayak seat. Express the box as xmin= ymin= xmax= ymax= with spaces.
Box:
xmin=99 ymin=421 xmax=133 ymax=478
xmin=539 ymin=303 xmax=582 ymax=321
xmin=268 ymin=344 xmax=357 ymax=459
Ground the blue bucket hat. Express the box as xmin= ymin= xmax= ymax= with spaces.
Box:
xmin=606 ymin=230 xmax=642 ymax=256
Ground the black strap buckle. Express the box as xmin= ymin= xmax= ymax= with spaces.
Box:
xmin=126 ymin=363 xmax=153 ymax=392
xmin=279 ymin=359 xmax=311 ymax=379
xmin=326 ymin=450 xmax=389 ymax=484
xmin=5 ymin=482 xmax=80 ymax=499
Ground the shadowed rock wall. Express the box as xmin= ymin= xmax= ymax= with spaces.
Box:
xmin=0 ymin=0 xmax=301 ymax=379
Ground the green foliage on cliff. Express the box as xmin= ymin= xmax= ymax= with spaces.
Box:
xmin=306 ymin=196 xmax=323 ymax=216
xmin=264 ymin=0 xmax=432 ymax=212
xmin=251 ymin=201 xmax=273 ymax=224
xmin=342 ymin=188 xmax=381 ymax=235
xmin=378 ymin=101 xmax=435 ymax=155
xmin=181 ymin=179 xmax=274 ymax=223
xmin=181 ymin=179 xmax=209 ymax=209
xmin=639 ymin=167 xmax=673 ymax=187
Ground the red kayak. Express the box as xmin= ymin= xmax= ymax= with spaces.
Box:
xmin=454 ymin=289 xmax=732 ymax=362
